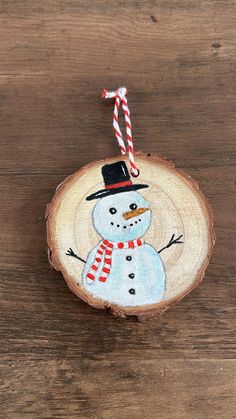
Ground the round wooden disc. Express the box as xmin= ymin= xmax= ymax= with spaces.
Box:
xmin=46 ymin=153 xmax=215 ymax=320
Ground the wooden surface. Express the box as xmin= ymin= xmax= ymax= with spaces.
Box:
xmin=0 ymin=1 xmax=235 ymax=418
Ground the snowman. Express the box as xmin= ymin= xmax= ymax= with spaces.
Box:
xmin=66 ymin=161 xmax=183 ymax=307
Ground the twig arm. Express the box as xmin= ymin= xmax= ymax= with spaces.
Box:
xmin=65 ymin=248 xmax=86 ymax=264
xmin=158 ymin=234 xmax=183 ymax=254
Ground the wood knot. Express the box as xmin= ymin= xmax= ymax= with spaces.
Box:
xmin=150 ymin=15 xmax=157 ymax=23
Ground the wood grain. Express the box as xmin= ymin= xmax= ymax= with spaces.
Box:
xmin=0 ymin=0 xmax=235 ymax=417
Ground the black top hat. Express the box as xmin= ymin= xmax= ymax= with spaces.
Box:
xmin=86 ymin=161 xmax=148 ymax=201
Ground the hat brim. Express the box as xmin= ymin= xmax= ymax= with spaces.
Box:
xmin=86 ymin=184 xmax=149 ymax=201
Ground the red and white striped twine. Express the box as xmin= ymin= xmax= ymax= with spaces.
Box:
xmin=102 ymin=87 xmax=139 ymax=177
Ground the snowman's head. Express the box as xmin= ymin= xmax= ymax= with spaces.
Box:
xmin=92 ymin=190 xmax=151 ymax=242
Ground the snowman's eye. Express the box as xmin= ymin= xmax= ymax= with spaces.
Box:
xmin=109 ymin=207 xmax=117 ymax=215
xmin=129 ymin=203 xmax=137 ymax=210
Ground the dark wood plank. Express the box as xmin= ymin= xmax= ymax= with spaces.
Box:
xmin=0 ymin=0 xmax=235 ymax=418
xmin=1 ymin=359 xmax=235 ymax=418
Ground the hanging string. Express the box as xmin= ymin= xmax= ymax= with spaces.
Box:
xmin=102 ymin=87 xmax=139 ymax=177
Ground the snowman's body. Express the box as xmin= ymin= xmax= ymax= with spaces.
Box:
xmin=82 ymin=188 xmax=166 ymax=307
xmin=83 ymin=243 xmax=165 ymax=307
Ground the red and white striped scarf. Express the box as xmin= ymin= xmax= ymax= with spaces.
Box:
xmin=87 ymin=238 xmax=144 ymax=283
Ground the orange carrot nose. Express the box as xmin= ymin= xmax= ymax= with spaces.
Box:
xmin=123 ymin=207 xmax=149 ymax=220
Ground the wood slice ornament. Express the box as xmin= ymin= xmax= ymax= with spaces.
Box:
xmin=46 ymin=88 xmax=215 ymax=320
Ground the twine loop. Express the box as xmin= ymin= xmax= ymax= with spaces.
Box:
xmin=102 ymin=87 xmax=139 ymax=177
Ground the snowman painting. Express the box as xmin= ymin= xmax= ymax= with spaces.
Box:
xmin=66 ymin=161 xmax=183 ymax=307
